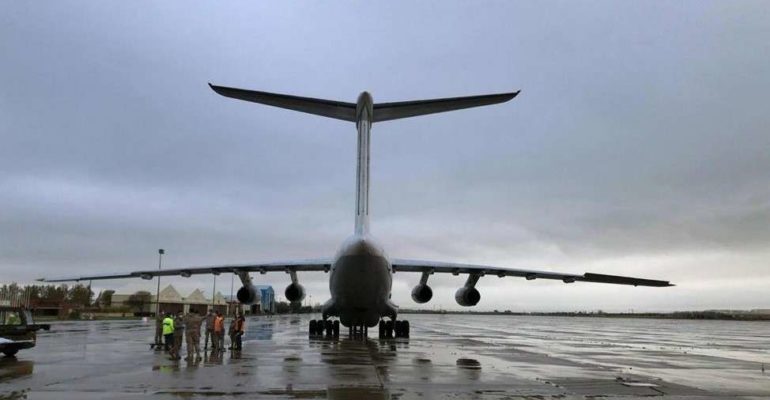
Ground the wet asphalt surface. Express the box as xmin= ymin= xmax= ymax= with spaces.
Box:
xmin=1 ymin=314 xmax=769 ymax=399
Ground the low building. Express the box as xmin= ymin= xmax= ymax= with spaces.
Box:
xmin=223 ymin=285 xmax=276 ymax=315
xmin=112 ymin=284 xmax=274 ymax=316
xmin=255 ymin=285 xmax=276 ymax=314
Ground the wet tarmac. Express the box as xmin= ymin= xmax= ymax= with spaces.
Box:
xmin=1 ymin=314 xmax=769 ymax=399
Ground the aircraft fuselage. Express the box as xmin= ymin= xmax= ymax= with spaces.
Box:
xmin=323 ymin=92 xmax=397 ymax=328
xmin=326 ymin=235 xmax=395 ymax=327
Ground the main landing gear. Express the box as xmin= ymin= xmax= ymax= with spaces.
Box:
xmin=308 ymin=318 xmax=410 ymax=339
xmin=378 ymin=319 xmax=409 ymax=339
xmin=309 ymin=319 xmax=340 ymax=338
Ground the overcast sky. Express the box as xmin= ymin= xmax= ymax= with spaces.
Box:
xmin=1 ymin=2 xmax=768 ymax=312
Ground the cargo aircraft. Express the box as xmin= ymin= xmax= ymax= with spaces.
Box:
xmin=42 ymin=84 xmax=672 ymax=338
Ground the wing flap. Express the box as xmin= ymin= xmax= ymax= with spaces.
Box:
xmin=209 ymin=84 xmax=357 ymax=122
xmin=372 ymin=91 xmax=519 ymax=122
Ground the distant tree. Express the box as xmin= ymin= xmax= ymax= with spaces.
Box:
xmin=41 ymin=285 xmax=68 ymax=303
xmin=96 ymin=290 xmax=114 ymax=308
xmin=68 ymin=284 xmax=93 ymax=307
xmin=125 ymin=291 xmax=152 ymax=313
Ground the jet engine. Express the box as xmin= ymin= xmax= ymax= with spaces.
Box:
xmin=411 ymin=284 xmax=433 ymax=304
xmin=455 ymin=287 xmax=481 ymax=307
xmin=284 ymin=283 xmax=306 ymax=303
xmin=236 ymin=284 xmax=259 ymax=305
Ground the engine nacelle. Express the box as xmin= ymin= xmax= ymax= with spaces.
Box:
xmin=455 ymin=287 xmax=481 ymax=307
xmin=411 ymin=284 xmax=433 ymax=304
xmin=284 ymin=283 xmax=306 ymax=303
xmin=236 ymin=284 xmax=258 ymax=305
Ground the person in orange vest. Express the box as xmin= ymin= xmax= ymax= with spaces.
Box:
xmin=213 ymin=311 xmax=225 ymax=352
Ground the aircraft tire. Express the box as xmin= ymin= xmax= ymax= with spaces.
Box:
xmin=3 ymin=349 xmax=18 ymax=357
xmin=333 ymin=320 xmax=340 ymax=337
xmin=309 ymin=320 xmax=318 ymax=337
xmin=403 ymin=320 xmax=410 ymax=338
xmin=378 ymin=321 xmax=385 ymax=338
xmin=385 ymin=320 xmax=394 ymax=338
xmin=324 ymin=320 xmax=333 ymax=336
xmin=394 ymin=321 xmax=401 ymax=337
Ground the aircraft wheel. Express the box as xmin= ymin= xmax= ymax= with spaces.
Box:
xmin=378 ymin=321 xmax=385 ymax=338
xmin=403 ymin=320 xmax=410 ymax=338
xmin=333 ymin=320 xmax=340 ymax=338
xmin=309 ymin=320 xmax=317 ymax=337
xmin=3 ymin=349 xmax=18 ymax=357
xmin=385 ymin=320 xmax=394 ymax=338
xmin=324 ymin=320 xmax=333 ymax=336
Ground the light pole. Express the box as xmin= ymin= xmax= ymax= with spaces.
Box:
xmin=155 ymin=249 xmax=164 ymax=318
xmin=229 ymin=273 xmax=234 ymax=317
xmin=211 ymin=273 xmax=218 ymax=313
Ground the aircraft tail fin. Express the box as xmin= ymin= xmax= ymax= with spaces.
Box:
xmin=209 ymin=84 xmax=357 ymax=122
xmin=372 ymin=91 xmax=519 ymax=122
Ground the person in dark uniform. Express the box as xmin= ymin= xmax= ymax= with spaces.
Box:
xmin=203 ymin=309 xmax=215 ymax=350
xmin=233 ymin=314 xmax=246 ymax=351
xmin=170 ymin=312 xmax=185 ymax=360
xmin=227 ymin=317 xmax=237 ymax=350
xmin=184 ymin=311 xmax=203 ymax=361
xmin=154 ymin=311 xmax=164 ymax=348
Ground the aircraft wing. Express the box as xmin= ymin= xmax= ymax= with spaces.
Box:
xmin=39 ymin=259 xmax=334 ymax=283
xmin=209 ymin=84 xmax=357 ymax=122
xmin=391 ymin=259 xmax=673 ymax=287
xmin=372 ymin=91 xmax=520 ymax=122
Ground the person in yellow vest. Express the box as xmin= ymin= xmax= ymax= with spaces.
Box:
xmin=162 ymin=313 xmax=174 ymax=352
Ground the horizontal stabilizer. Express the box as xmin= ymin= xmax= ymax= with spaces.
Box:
xmin=209 ymin=84 xmax=357 ymax=122
xmin=373 ymin=91 xmax=519 ymax=122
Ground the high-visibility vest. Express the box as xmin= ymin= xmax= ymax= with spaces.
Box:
xmin=214 ymin=316 xmax=224 ymax=333
xmin=162 ymin=317 xmax=174 ymax=335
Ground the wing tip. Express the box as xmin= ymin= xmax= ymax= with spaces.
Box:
xmin=208 ymin=82 xmax=225 ymax=95
xmin=499 ymin=90 xmax=521 ymax=103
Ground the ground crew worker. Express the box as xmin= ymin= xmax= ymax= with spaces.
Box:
xmin=203 ymin=309 xmax=215 ymax=350
xmin=227 ymin=317 xmax=237 ymax=350
xmin=171 ymin=312 xmax=185 ymax=360
xmin=213 ymin=311 xmax=225 ymax=352
xmin=154 ymin=311 xmax=164 ymax=347
xmin=162 ymin=313 xmax=174 ymax=351
xmin=233 ymin=314 xmax=245 ymax=351
xmin=184 ymin=311 xmax=203 ymax=360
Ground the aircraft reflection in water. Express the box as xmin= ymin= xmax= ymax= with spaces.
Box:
xmin=42 ymin=85 xmax=672 ymax=338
